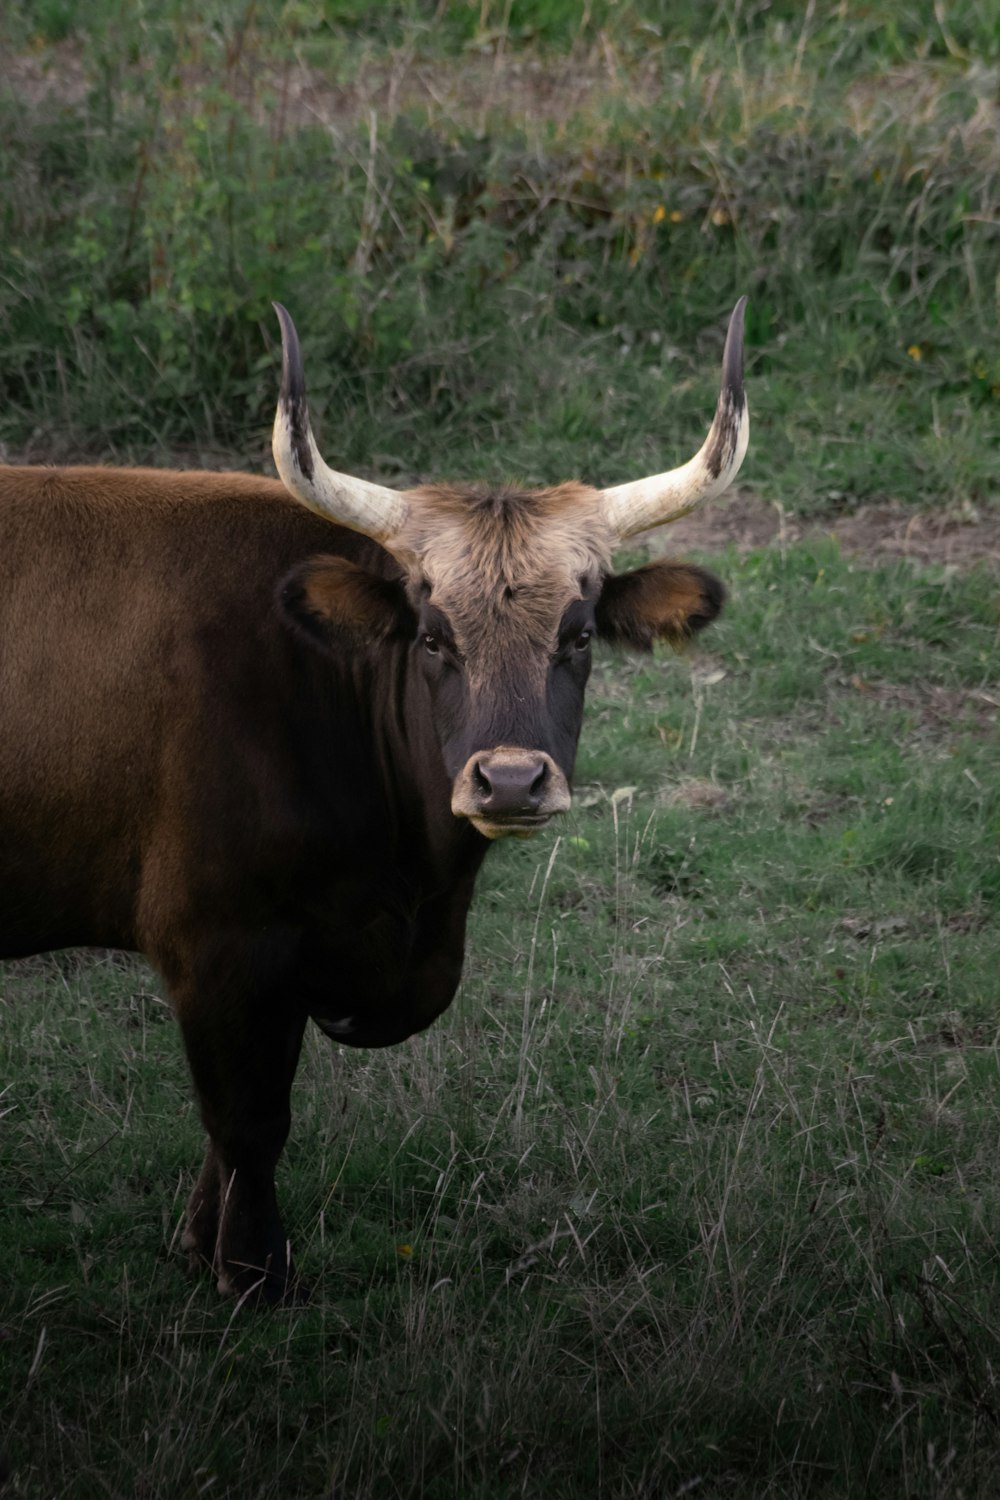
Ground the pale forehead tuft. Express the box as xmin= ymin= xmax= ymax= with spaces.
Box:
xmin=397 ymin=481 xmax=612 ymax=608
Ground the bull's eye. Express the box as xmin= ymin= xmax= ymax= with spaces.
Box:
xmin=422 ymin=633 xmax=440 ymax=656
xmin=575 ymin=630 xmax=592 ymax=651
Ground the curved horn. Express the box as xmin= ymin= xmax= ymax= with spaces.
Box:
xmin=271 ymin=303 xmax=409 ymax=542
xmin=600 ymin=297 xmax=749 ymax=541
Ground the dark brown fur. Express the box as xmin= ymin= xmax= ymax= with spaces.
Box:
xmin=596 ymin=561 xmax=726 ymax=649
xmin=1 ymin=462 xmax=724 ymax=1303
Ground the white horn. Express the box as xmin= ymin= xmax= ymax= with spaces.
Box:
xmin=601 ymin=297 xmax=749 ymax=541
xmin=271 ymin=303 xmax=410 ymax=542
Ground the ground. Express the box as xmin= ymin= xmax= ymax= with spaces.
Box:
xmin=647 ymin=489 xmax=1000 ymax=570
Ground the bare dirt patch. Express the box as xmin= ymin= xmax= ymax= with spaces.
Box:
xmin=833 ymin=504 xmax=1000 ymax=569
xmin=838 ymin=675 xmax=999 ymax=738
xmin=647 ymin=490 xmax=1000 ymax=570
xmin=3 ymin=39 xmax=657 ymax=135
xmin=658 ymin=777 xmax=730 ymax=812
xmin=265 ymin=48 xmax=659 ymax=136
xmin=2 ymin=43 xmax=90 ymax=111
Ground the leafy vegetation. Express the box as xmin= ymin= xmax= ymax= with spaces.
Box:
xmin=2 ymin=3 xmax=1000 ymax=1497
xmin=1 ymin=0 xmax=998 ymax=509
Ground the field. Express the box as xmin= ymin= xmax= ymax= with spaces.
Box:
xmin=1 ymin=2 xmax=999 ymax=1497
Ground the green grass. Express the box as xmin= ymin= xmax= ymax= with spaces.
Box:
xmin=0 ymin=0 xmax=998 ymax=510
xmin=3 ymin=540 xmax=999 ymax=1498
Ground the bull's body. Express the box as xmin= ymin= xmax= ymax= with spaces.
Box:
xmin=1 ymin=301 xmax=747 ymax=1301
xmin=0 ymin=466 xmax=480 ymax=1010
xmin=1 ymin=465 xmax=489 ymax=1296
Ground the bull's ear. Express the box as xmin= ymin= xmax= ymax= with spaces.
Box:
xmin=280 ymin=556 xmax=416 ymax=649
xmin=595 ymin=560 xmax=726 ymax=650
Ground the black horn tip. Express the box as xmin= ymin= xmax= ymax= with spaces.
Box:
xmin=273 ymin=301 xmax=306 ymax=407
xmin=703 ymin=298 xmax=749 ymax=481
xmin=272 ymin=301 xmax=313 ymax=481
xmin=722 ymin=296 xmax=747 ymax=405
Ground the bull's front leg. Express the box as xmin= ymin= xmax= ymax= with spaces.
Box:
xmin=168 ymin=936 xmax=308 ymax=1304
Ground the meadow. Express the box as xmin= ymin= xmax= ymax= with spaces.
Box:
xmin=1 ymin=2 xmax=999 ymax=1497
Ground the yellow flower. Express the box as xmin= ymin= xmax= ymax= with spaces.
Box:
xmin=669 ymin=210 xmax=684 ymax=223
xmin=652 ymin=204 xmax=666 ymax=224
xmin=396 ymin=1243 xmax=413 ymax=1257
xmin=907 ymin=344 xmax=923 ymax=361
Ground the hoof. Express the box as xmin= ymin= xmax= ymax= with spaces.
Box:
xmin=180 ymin=1223 xmax=216 ymax=1279
xmin=216 ymin=1261 xmax=310 ymax=1309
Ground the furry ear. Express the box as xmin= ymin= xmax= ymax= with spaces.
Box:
xmin=596 ymin=561 xmax=726 ymax=650
xmin=279 ymin=556 xmax=416 ymax=649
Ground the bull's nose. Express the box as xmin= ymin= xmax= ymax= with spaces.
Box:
xmin=451 ymin=746 xmax=572 ymax=833
xmin=472 ymin=751 xmax=548 ymax=814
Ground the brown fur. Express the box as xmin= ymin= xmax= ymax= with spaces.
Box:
xmin=2 ymin=460 xmax=492 ymax=1303
xmin=286 ymin=556 xmax=414 ymax=645
xmin=595 ymin=561 xmax=726 ymax=649
xmin=1 ymin=460 xmax=724 ymax=1306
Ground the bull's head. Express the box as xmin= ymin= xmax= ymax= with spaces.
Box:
xmin=272 ymin=301 xmax=748 ymax=839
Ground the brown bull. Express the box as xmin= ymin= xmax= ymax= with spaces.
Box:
xmin=0 ymin=301 xmax=748 ymax=1301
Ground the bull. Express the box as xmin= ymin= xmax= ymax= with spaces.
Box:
xmin=0 ymin=300 xmax=748 ymax=1302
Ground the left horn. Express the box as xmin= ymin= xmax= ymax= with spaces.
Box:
xmin=271 ymin=303 xmax=410 ymax=542
xmin=600 ymin=297 xmax=749 ymax=542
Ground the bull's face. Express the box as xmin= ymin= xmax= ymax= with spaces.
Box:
xmin=272 ymin=303 xmax=747 ymax=838
xmin=405 ymin=484 xmax=727 ymax=838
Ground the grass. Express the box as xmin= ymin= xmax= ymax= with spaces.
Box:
xmin=0 ymin=0 xmax=998 ymax=510
xmin=2 ymin=2 xmax=1000 ymax=1495
xmin=3 ymin=540 xmax=999 ymax=1498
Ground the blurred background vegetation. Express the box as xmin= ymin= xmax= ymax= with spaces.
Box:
xmin=1 ymin=0 xmax=998 ymax=511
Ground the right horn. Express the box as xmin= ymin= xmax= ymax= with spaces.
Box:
xmin=600 ymin=297 xmax=749 ymax=542
xmin=271 ymin=302 xmax=410 ymax=543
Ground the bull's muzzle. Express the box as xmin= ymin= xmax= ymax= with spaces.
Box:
xmin=451 ymin=747 xmax=571 ymax=839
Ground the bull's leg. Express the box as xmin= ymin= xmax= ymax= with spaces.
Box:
xmin=181 ymin=1145 xmax=223 ymax=1268
xmin=170 ymin=954 xmax=308 ymax=1305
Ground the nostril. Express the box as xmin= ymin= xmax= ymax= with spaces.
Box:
xmin=463 ymin=752 xmax=560 ymax=819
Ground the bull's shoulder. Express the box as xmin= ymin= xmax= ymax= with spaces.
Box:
xmin=0 ymin=463 xmax=293 ymax=518
xmin=0 ymin=463 xmax=391 ymax=572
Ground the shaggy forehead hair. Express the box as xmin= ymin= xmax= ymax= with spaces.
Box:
xmin=398 ymin=481 xmax=613 ymax=659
